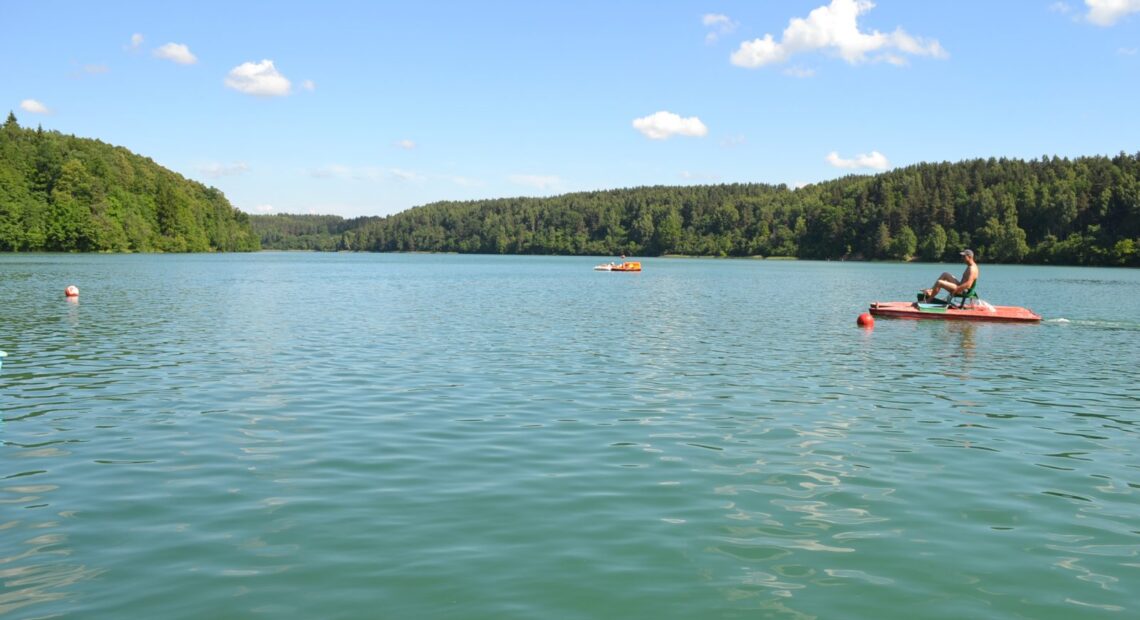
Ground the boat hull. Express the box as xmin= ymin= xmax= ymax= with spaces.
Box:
xmin=869 ymin=301 xmax=1041 ymax=323
xmin=596 ymin=261 xmax=641 ymax=272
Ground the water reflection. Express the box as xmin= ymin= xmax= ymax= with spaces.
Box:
xmin=948 ymin=321 xmax=976 ymax=361
xmin=0 ymin=472 xmax=102 ymax=616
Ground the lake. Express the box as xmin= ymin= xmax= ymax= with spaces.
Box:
xmin=1 ymin=253 xmax=1138 ymax=619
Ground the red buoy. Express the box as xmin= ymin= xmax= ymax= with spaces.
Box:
xmin=857 ymin=312 xmax=874 ymax=328
xmin=65 ymin=285 xmax=79 ymax=298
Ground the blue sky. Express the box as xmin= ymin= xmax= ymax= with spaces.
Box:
xmin=3 ymin=0 xmax=1139 ymax=218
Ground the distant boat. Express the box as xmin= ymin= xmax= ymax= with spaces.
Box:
xmin=596 ymin=261 xmax=641 ymax=272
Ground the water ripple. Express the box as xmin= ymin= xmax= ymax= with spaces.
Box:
xmin=2 ymin=255 xmax=1139 ymax=618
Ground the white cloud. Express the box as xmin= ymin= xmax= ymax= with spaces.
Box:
xmin=703 ymin=14 xmax=732 ymax=27
xmin=252 ymin=204 xmax=275 ymax=214
xmin=1120 ymin=46 xmax=1139 ymax=54
xmin=703 ymin=13 xmax=738 ymax=44
xmin=1086 ymin=0 xmax=1140 ymax=25
xmin=632 ymin=111 xmax=709 ymax=140
xmin=20 ymin=99 xmax=50 ymax=114
xmin=731 ymin=0 xmax=947 ymax=68
xmin=732 ymin=34 xmax=789 ymax=66
xmin=198 ymin=162 xmax=250 ymax=178
xmin=509 ymin=174 xmax=562 ymax=190
xmin=396 ymin=139 xmax=417 ymax=150
xmin=720 ymin=134 xmax=747 ymax=148
xmin=225 ymin=60 xmax=292 ymax=97
xmin=84 ymin=64 xmax=109 ymax=74
xmin=1049 ymin=2 xmax=1074 ymax=14
xmin=826 ymin=150 xmax=891 ymax=170
xmin=153 ymin=42 xmax=198 ymax=65
xmin=127 ymin=33 xmax=144 ymax=50
xmin=784 ymin=65 xmax=817 ymax=78
xmin=301 ymin=79 xmax=316 ymax=92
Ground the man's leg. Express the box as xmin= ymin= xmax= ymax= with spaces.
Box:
xmin=923 ymin=273 xmax=959 ymax=300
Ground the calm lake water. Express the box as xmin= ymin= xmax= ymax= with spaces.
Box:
xmin=2 ymin=253 xmax=1138 ymax=619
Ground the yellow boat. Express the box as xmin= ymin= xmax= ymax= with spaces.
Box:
xmin=594 ymin=259 xmax=642 ymax=272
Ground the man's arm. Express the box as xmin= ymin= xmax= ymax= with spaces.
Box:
xmin=956 ymin=265 xmax=978 ymax=293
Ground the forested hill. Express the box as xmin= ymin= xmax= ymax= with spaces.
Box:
xmin=0 ymin=113 xmax=259 ymax=252
xmin=254 ymin=152 xmax=1140 ymax=266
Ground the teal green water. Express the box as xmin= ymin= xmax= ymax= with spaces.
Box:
xmin=2 ymin=254 xmax=1138 ymax=619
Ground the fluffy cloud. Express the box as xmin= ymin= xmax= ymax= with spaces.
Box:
xmin=252 ymin=204 xmax=275 ymax=214
xmin=703 ymin=13 xmax=738 ymax=44
xmin=20 ymin=99 xmax=49 ymax=114
xmin=509 ymin=174 xmax=562 ymax=190
xmin=1086 ymin=0 xmax=1140 ymax=25
xmin=731 ymin=0 xmax=946 ymax=68
xmin=395 ymin=139 xmax=417 ymax=150
xmin=703 ymin=13 xmax=733 ymax=27
xmin=301 ymin=79 xmax=316 ymax=92
xmin=632 ymin=111 xmax=709 ymax=140
xmin=826 ymin=150 xmax=891 ymax=170
xmin=154 ymin=42 xmax=197 ymax=65
xmin=127 ymin=33 xmax=144 ymax=50
xmin=198 ymin=162 xmax=250 ymax=178
xmin=225 ymin=60 xmax=292 ymax=97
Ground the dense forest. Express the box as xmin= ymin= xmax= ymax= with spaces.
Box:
xmin=3 ymin=110 xmax=1136 ymax=265
xmin=0 ymin=113 xmax=259 ymax=252
xmin=252 ymin=214 xmax=372 ymax=251
xmin=253 ymin=152 xmax=1140 ymax=266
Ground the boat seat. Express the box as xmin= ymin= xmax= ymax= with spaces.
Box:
xmin=949 ymin=280 xmax=978 ymax=309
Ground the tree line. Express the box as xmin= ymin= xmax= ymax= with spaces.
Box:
xmin=254 ymin=152 xmax=1140 ymax=266
xmin=0 ymin=113 xmax=259 ymax=252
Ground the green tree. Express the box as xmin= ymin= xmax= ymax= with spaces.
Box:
xmin=919 ymin=223 xmax=947 ymax=261
xmin=0 ymin=119 xmax=257 ymax=252
xmin=889 ymin=225 xmax=918 ymax=260
xmin=874 ymin=222 xmax=891 ymax=259
xmin=654 ymin=208 xmax=683 ymax=253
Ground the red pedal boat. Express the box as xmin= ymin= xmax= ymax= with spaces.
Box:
xmin=869 ymin=299 xmax=1041 ymax=323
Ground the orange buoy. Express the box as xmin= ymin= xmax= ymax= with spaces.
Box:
xmin=857 ymin=312 xmax=874 ymax=328
xmin=65 ymin=285 xmax=79 ymax=298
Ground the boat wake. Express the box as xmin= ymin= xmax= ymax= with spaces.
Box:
xmin=1045 ymin=317 xmax=1140 ymax=331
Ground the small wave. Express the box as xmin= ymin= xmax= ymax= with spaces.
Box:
xmin=1045 ymin=317 xmax=1140 ymax=331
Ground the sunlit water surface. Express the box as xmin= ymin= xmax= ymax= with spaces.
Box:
xmin=2 ymin=253 xmax=1138 ymax=619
